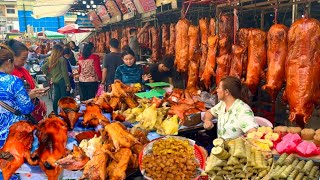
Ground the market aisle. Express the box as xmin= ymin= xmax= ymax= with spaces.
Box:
xmin=40 ymin=94 xmax=53 ymax=115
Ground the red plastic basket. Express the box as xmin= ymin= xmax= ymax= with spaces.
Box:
xmin=138 ymin=136 xmax=206 ymax=180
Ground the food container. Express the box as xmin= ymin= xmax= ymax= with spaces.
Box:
xmin=183 ymin=113 xmax=202 ymax=127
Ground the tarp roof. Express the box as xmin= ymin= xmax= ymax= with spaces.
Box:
xmin=32 ymin=0 xmax=74 ymax=19
xmin=37 ymin=31 xmax=65 ymax=39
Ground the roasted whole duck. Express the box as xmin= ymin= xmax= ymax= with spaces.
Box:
xmin=283 ymin=18 xmax=320 ymax=125
xmin=150 ymin=26 xmax=160 ymax=61
xmin=0 ymin=121 xmax=35 ymax=180
xmin=56 ymin=145 xmax=89 ymax=171
xmin=168 ymin=23 xmax=176 ymax=55
xmin=106 ymin=148 xmax=132 ymax=180
xmin=32 ymin=117 xmax=68 ymax=180
xmin=209 ymin=18 xmax=216 ymax=36
xmin=244 ymin=29 xmax=267 ymax=94
xmin=58 ymin=97 xmax=82 ymax=130
xmin=104 ymin=122 xmax=140 ymax=151
xmin=175 ymin=19 xmax=190 ymax=72
xmin=229 ymin=44 xmax=246 ymax=79
xmin=83 ymin=103 xmax=110 ymax=127
xmin=161 ymin=24 xmax=170 ymax=55
xmin=199 ymin=18 xmax=209 ymax=77
xmin=201 ymin=35 xmax=218 ymax=90
xmin=188 ymin=25 xmax=200 ymax=62
xmin=262 ymin=24 xmax=288 ymax=101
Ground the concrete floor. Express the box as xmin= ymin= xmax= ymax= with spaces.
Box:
xmin=40 ymin=94 xmax=53 ymax=115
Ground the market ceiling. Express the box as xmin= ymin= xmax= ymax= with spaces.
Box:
xmin=69 ymin=0 xmax=105 ymax=13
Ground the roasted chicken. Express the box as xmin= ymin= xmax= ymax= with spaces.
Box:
xmin=106 ymin=148 xmax=132 ymax=180
xmin=104 ymin=122 xmax=140 ymax=151
xmin=94 ymin=94 xmax=113 ymax=113
xmin=262 ymin=24 xmax=288 ymax=101
xmin=32 ymin=117 xmax=68 ymax=180
xmin=56 ymin=145 xmax=89 ymax=171
xmin=175 ymin=19 xmax=190 ymax=72
xmin=83 ymin=103 xmax=110 ymax=127
xmin=244 ymin=28 xmax=267 ymax=94
xmin=0 ymin=121 xmax=35 ymax=180
xmin=58 ymin=97 xmax=82 ymax=130
xmin=283 ymin=18 xmax=320 ymax=125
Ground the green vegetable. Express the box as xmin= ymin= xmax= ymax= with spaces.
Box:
xmin=279 ymin=165 xmax=293 ymax=178
xmin=295 ymin=160 xmax=306 ymax=172
xmin=272 ymin=165 xmax=287 ymax=179
xmin=284 ymin=154 xmax=296 ymax=165
xmin=291 ymin=159 xmax=299 ymax=167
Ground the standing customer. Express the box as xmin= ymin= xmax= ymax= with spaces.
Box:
xmin=78 ymin=42 xmax=102 ymax=101
xmin=42 ymin=45 xmax=71 ymax=114
xmin=63 ymin=48 xmax=76 ymax=96
xmin=0 ymin=44 xmax=43 ymax=147
xmin=69 ymin=41 xmax=79 ymax=52
xmin=115 ymin=46 xmax=151 ymax=85
xmin=101 ymin=38 xmax=123 ymax=89
xmin=129 ymin=22 xmax=150 ymax=60
xmin=5 ymin=39 xmax=47 ymax=122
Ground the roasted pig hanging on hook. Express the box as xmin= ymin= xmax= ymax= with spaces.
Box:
xmin=175 ymin=19 xmax=190 ymax=72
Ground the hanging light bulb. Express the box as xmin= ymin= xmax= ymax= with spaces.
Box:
xmin=86 ymin=4 xmax=90 ymax=8
xmin=92 ymin=4 xmax=97 ymax=8
xmin=90 ymin=0 xmax=94 ymax=4
xmin=82 ymin=1 xmax=86 ymax=4
xmin=82 ymin=13 xmax=86 ymax=16
xmin=77 ymin=12 xmax=81 ymax=15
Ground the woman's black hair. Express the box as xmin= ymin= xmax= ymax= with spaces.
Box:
xmin=0 ymin=44 xmax=14 ymax=67
xmin=161 ymin=55 xmax=174 ymax=70
xmin=63 ymin=48 xmax=72 ymax=55
xmin=82 ymin=42 xmax=94 ymax=59
xmin=220 ymin=76 xmax=250 ymax=104
xmin=121 ymin=45 xmax=135 ymax=58
xmin=4 ymin=39 xmax=28 ymax=57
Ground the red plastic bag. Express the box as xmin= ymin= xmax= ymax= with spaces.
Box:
xmin=275 ymin=133 xmax=302 ymax=154
xmin=295 ymin=141 xmax=319 ymax=157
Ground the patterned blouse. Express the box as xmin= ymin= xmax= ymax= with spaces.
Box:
xmin=78 ymin=54 xmax=102 ymax=82
xmin=115 ymin=64 xmax=144 ymax=84
xmin=210 ymin=99 xmax=258 ymax=139
xmin=0 ymin=72 xmax=34 ymax=141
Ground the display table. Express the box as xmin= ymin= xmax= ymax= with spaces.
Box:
xmin=12 ymin=104 xmax=214 ymax=179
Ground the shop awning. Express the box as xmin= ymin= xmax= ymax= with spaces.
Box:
xmin=58 ymin=24 xmax=91 ymax=34
xmin=32 ymin=0 xmax=74 ymax=19
xmin=37 ymin=31 xmax=65 ymax=39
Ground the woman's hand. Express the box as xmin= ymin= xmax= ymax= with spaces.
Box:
xmin=142 ymin=74 xmax=152 ymax=81
xmin=66 ymin=86 xmax=71 ymax=92
xmin=28 ymin=89 xmax=45 ymax=99
xmin=204 ymin=120 xmax=214 ymax=130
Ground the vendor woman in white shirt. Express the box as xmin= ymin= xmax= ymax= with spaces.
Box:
xmin=203 ymin=76 xmax=258 ymax=139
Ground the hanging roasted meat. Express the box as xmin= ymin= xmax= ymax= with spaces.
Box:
xmin=188 ymin=25 xmax=199 ymax=62
xmin=201 ymin=35 xmax=218 ymax=90
xmin=161 ymin=24 xmax=170 ymax=55
xmin=83 ymin=103 xmax=110 ymax=127
xmin=120 ymin=36 xmax=129 ymax=50
xmin=0 ymin=121 xmax=36 ymax=180
xmin=58 ymin=97 xmax=82 ymax=130
xmin=56 ymin=145 xmax=89 ymax=171
xmin=105 ymin=31 xmax=110 ymax=50
xmin=238 ymin=28 xmax=250 ymax=76
xmin=168 ymin=23 xmax=176 ymax=55
xmin=199 ymin=18 xmax=208 ymax=77
xmin=219 ymin=14 xmax=234 ymax=41
xmin=215 ymin=37 xmax=232 ymax=85
xmin=209 ymin=18 xmax=216 ymax=36
xmin=262 ymin=24 xmax=288 ymax=101
xmin=244 ymin=29 xmax=267 ymax=94
xmin=186 ymin=52 xmax=201 ymax=94
xmin=175 ymin=19 xmax=190 ymax=72
xmin=32 ymin=117 xmax=68 ymax=180
xmin=150 ymin=26 xmax=160 ymax=61
xmin=283 ymin=18 xmax=320 ymax=125
xmin=229 ymin=45 xmax=246 ymax=79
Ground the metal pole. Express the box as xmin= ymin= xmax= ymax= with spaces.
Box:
xmin=292 ymin=0 xmax=297 ymax=23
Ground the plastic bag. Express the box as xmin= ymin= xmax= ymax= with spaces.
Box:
xmin=96 ymin=84 xmax=104 ymax=97
xmin=275 ymin=133 xmax=302 ymax=154
xmin=295 ymin=141 xmax=319 ymax=157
